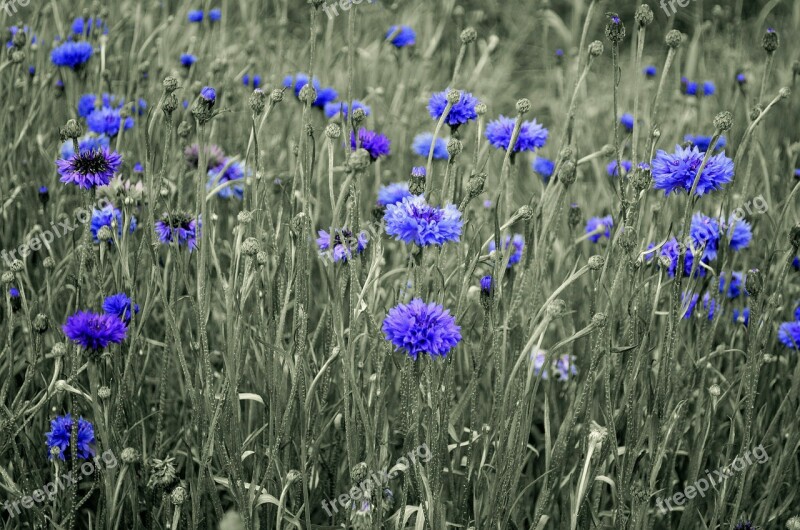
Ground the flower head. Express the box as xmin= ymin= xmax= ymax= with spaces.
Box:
xmin=488 ymin=234 xmax=524 ymax=268
xmin=316 ymin=229 xmax=368 ymax=263
xmin=385 ymin=195 xmax=462 ymax=246
xmin=57 ymin=148 xmax=122 ymax=189
xmin=51 ymin=41 xmax=93 ymax=69
xmin=385 ymin=25 xmax=415 ymax=48
xmin=103 ymin=293 xmax=140 ymax=322
xmin=208 ymin=159 xmax=247 ymax=199
xmin=377 ymin=182 xmax=412 ymax=206
xmin=155 ymin=212 xmax=201 ymax=251
xmin=63 ymin=311 xmax=128 ymax=351
xmin=725 ymin=216 xmax=752 ymax=251
xmin=324 ymin=100 xmax=371 ymax=120
xmin=200 ymin=86 xmax=216 ymax=104
xmin=87 ymin=107 xmax=134 ymax=137
xmin=643 ymin=65 xmax=657 ymax=77
xmin=485 ymin=115 xmax=549 ymax=153
xmin=59 ymin=134 xmax=110 ymax=159
xmin=585 ymin=215 xmax=613 ymax=243
xmin=209 ymin=8 xmax=222 ymax=21
xmin=530 ymin=350 xmax=577 ymax=380
xmin=187 ymin=9 xmax=203 ymax=22
xmin=703 ymin=81 xmax=716 ymax=96
xmin=180 ymin=53 xmax=197 ymax=67
xmin=382 ymin=299 xmax=461 ymax=359
xmin=412 ymin=132 xmax=449 ymax=159
xmin=651 ymin=145 xmax=734 ymax=196
xmin=719 ymin=271 xmax=745 ymax=299
xmin=690 ymin=213 xmax=720 ymax=260
xmin=778 ymin=321 xmax=800 ymax=349
xmin=620 ymin=113 xmax=634 ymax=131
xmin=90 ymin=205 xmax=137 ymax=243
xmin=532 ymin=157 xmax=555 ymax=181
xmin=46 ymin=414 xmax=95 ymax=461
xmin=427 ymin=89 xmax=479 ymax=127
xmin=659 ymin=238 xmax=704 ymax=278
xmin=350 ymin=128 xmax=391 ymax=160
xmin=283 ymin=73 xmax=338 ymax=108
xmin=607 ymin=159 xmax=632 ymax=177
xmin=684 ymin=134 xmax=726 ymax=153
xmin=682 ymin=292 xmax=717 ymax=320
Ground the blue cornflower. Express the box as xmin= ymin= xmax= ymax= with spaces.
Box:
xmin=137 ymin=98 xmax=147 ymax=115
xmin=702 ymin=81 xmax=716 ymax=96
xmin=103 ymin=293 xmax=140 ymax=322
xmin=485 ymin=115 xmax=549 ymax=153
xmin=585 ymin=215 xmax=613 ymax=243
xmin=778 ymin=321 xmax=800 ymax=349
xmin=530 ymin=350 xmax=577 ymax=381
xmin=385 ymin=25 xmax=416 ymax=48
xmin=795 ymin=304 xmax=800 ymax=322
xmin=316 ymin=229 xmax=368 ymax=263
xmin=384 ymin=195 xmax=462 ymax=247
xmin=46 ymin=415 xmax=95 ymax=461
xmin=488 ymin=234 xmax=524 ymax=268
xmin=733 ymin=307 xmax=750 ymax=325
xmin=78 ymin=93 xmax=98 ymax=117
xmin=795 ymin=168 xmax=800 ymax=179
xmin=690 ymin=213 xmax=720 ymax=260
xmin=682 ymin=292 xmax=716 ymax=320
xmin=208 ymin=159 xmax=247 ymax=199
xmin=719 ymin=271 xmax=745 ymax=299
xmin=63 ymin=311 xmax=128 ymax=351
xmin=242 ymin=74 xmax=262 ymax=88
xmin=795 ymin=256 xmax=800 ymax=270
xmin=180 ymin=53 xmax=197 ymax=67
xmin=90 ymin=205 xmax=137 ymax=243
xmin=9 ymin=287 xmax=21 ymax=311
xmin=644 ymin=65 xmax=657 ymax=77
xmin=87 ymin=107 xmax=134 ymax=137
xmin=682 ymin=78 xmax=698 ymax=96
xmin=51 ymin=41 xmax=93 ymax=69
xmin=351 ymin=128 xmax=391 ymax=160
xmin=283 ymin=73 xmax=338 ymax=108
xmin=684 ymin=134 xmax=726 ymax=153
xmin=188 ymin=10 xmax=203 ymax=22
xmin=607 ymin=159 xmax=632 ymax=177
xmin=411 ymin=132 xmax=449 ymax=159
xmin=532 ymin=157 xmax=555 ymax=181
xmin=651 ymin=145 xmax=734 ymax=196
xmin=427 ymin=89 xmax=479 ymax=128
xmin=480 ymin=275 xmax=492 ymax=293
xmin=57 ymin=148 xmax=122 ymax=189
xmin=71 ymin=17 xmax=108 ymax=37
xmin=324 ymin=100 xmax=371 ymax=120
xmin=155 ymin=212 xmax=201 ymax=251
xmin=377 ymin=182 xmax=412 ymax=206
xmin=620 ymin=113 xmax=634 ymax=131
xmin=209 ymin=8 xmax=222 ymax=21
xmin=659 ymin=238 xmax=704 ymax=278
xmin=725 ymin=216 xmax=752 ymax=251
xmin=200 ymin=86 xmax=216 ymax=104
xmin=133 ymin=162 xmax=143 ymax=172
xmin=28 ymin=66 xmax=35 ymax=76
xmin=382 ymin=298 xmax=461 ymax=360
xmin=736 ymin=73 xmax=746 ymax=85
xmin=6 ymin=25 xmax=38 ymax=48
xmin=59 ymin=134 xmax=110 ymax=159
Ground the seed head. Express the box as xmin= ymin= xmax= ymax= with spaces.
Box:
xmin=762 ymin=28 xmax=779 ymax=53
xmin=170 ymin=486 xmax=187 ymax=505
xmin=634 ymin=4 xmax=654 ymax=26
xmin=665 ymin=30 xmax=683 ymax=49
xmin=460 ymin=27 xmax=478 ymax=44
xmin=10 ymin=260 xmax=23 ymax=273
xmin=588 ymin=40 xmax=604 ymax=57
xmin=516 ymin=98 xmax=531 ymax=115
xmin=163 ymin=76 xmax=179 ymax=93
xmin=713 ymin=111 xmax=733 ymax=132
xmin=605 ymin=14 xmax=626 ymax=43
xmin=559 ymin=160 xmax=577 ymax=187
xmin=98 ymin=386 xmax=111 ymax=399
xmin=43 ymin=257 xmax=55 ymax=269
xmin=177 ymin=121 xmax=191 ymax=138
xmin=588 ymin=255 xmax=605 ymax=270
xmin=121 ymin=447 xmax=140 ymax=464
xmin=249 ymin=89 xmax=266 ymax=115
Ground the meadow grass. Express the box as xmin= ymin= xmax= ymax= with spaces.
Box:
xmin=0 ymin=1 xmax=799 ymax=529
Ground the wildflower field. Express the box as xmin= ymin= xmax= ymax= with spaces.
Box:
xmin=2 ymin=0 xmax=800 ymax=528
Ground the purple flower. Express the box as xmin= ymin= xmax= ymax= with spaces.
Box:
xmin=585 ymin=215 xmax=613 ymax=243
xmin=207 ymin=159 xmax=247 ymax=199
xmin=180 ymin=53 xmax=197 ymax=67
xmin=725 ymin=216 xmax=752 ymax=251
xmin=684 ymin=134 xmax=726 ymax=153
xmin=316 ymin=228 xmax=368 ymax=263
xmin=532 ymin=157 xmax=555 ymax=181
xmin=51 ymin=41 xmax=93 ymax=69
xmin=90 ymin=204 xmax=137 ymax=243
xmin=87 ymin=107 xmax=134 ymax=137
xmin=103 ymin=293 xmax=140 ymax=322
xmin=719 ymin=271 xmax=744 ymax=299
xmin=530 ymin=350 xmax=577 ymax=381
xmin=651 ymin=145 xmax=734 ymax=196
xmin=63 ymin=311 xmax=128 ymax=351
xmin=385 ymin=195 xmax=462 ymax=246
xmin=485 ymin=115 xmax=549 ymax=153
xmin=382 ymin=298 xmax=461 ymax=359
xmin=188 ymin=10 xmax=203 ymax=22
xmin=412 ymin=132 xmax=449 ymax=159
xmin=607 ymin=159 xmax=632 ymax=177
xmin=644 ymin=65 xmax=657 ymax=77
xmin=57 ymin=148 xmax=122 ymax=189
xmin=690 ymin=213 xmax=720 ymax=260
xmin=46 ymin=414 xmax=95 ymax=461
xmin=351 ymin=128 xmax=391 ymax=160
xmin=200 ymin=86 xmax=216 ymax=104
xmin=488 ymin=234 xmax=524 ymax=268
xmin=155 ymin=212 xmax=201 ymax=251
xmin=323 ymin=100 xmax=371 ymax=120
xmin=620 ymin=113 xmax=634 ymax=131
xmin=377 ymin=182 xmax=412 ymax=206
xmin=385 ymin=25 xmax=415 ymax=48
xmin=427 ymin=89 xmax=479 ymax=128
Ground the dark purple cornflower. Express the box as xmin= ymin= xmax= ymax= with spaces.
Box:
xmin=63 ymin=311 xmax=128 ymax=351
xmin=427 ymin=89 xmax=479 ymax=128
xmin=155 ymin=212 xmax=201 ymax=251
xmin=382 ymin=298 xmax=461 ymax=360
xmin=585 ymin=215 xmax=613 ymax=243
xmin=316 ymin=228 xmax=368 ymax=263
xmin=102 ymin=293 xmax=140 ymax=322
xmin=485 ymin=115 xmax=549 ymax=153
xmin=385 ymin=25 xmax=416 ymax=48
xmin=651 ymin=145 xmax=734 ymax=196
xmin=45 ymin=414 xmax=95 ymax=461
xmin=488 ymin=234 xmax=525 ymax=268
xmin=384 ymin=195 xmax=462 ymax=246
xmin=350 ymin=128 xmax=391 ymax=160
xmin=56 ymin=148 xmax=122 ymax=189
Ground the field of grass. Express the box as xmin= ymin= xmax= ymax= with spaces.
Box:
xmin=0 ymin=0 xmax=799 ymax=529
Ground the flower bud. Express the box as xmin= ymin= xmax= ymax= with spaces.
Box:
xmin=447 ymin=137 xmax=463 ymax=158
xmin=516 ymin=98 xmax=531 ymax=115
xmin=779 ymin=87 xmax=791 ymax=99
xmin=43 ymin=257 xmax=55 ymax=269
xmin=347 ymin=148 xmax=371 ymax=171
xmin=665 ymin=29 xmax=682 ymax=48
xmin=466 ymin=172 xmax=486 ymax=198
xmin=516 ymin=205 xmax=533 ymax=221
xmin=713 ymin=111 xmax=733 ymax=132
xmin=789 ymin=223 xmax=800 ymax=250
xmin=162 ymin=93 xmax=178 ymax=114
xmin=171 ymin=486 xmax=187 ymax=505
xmin=446 ymin=89 xmax=462 ymax=105
xmin=177 ymin=121 xmax=191 ymax=138
xmin=325 ymin=123 xmax=341 ymax=139
xmin=241 ymin=237 xmax=259 ymax=256
xmin=460 ymin=27 xmax=477 ymax=44
xmin=409 ymin=167 xmax=426 ymax=195
xmin=52 ymin=343 xmax=67 ymax=357
xmin=568 ymin=203 xmax=582 ymax=230
xmin=762 ymin=28 xmax=779 ymax=53
xmin=121 ymin=447 xmax=140 ymax=464
xmin=97 ymin=226 xmax=113 ymax=242
xmin=588 ymin=40 xmax=604 ymax=57
xmin=163 ymin=76 xmax=179 ymax=93
xmin=708 ymin=384 xmax=721 ymax=397
xmin=475 ymin=102 xmax=487 ymax=115
xmin=10 ymin=260 xmax=23 ymax=273
xmin=33 ymin=314 xmax=49 ymax=333
xmin=61 ymin=119 xmax=83 ymax=140
xmin=592 ymin=312 xmax=607 ymax=328
xmin=271 ymin=88 xmax=284 ymax=103
xmin=98 ymin=386 xmax=111 ymax=399
xmin=588 ymin=255 xmax=605 ymax=270
xmin=605 ymin=14 xmax=625 ymax=43
xmin=745 ymin=268 xmax=762 ymax=297
xmin=350 ymin=462 xmax=368 ymax=482
xmin=559 ymin=160 xmax=577 ymax=187
xmin=351 ymin=107 xmax=367 ymax=125
xmin=249 ymin=88 xmax=266 ymax=115
xmin=634 ymin=4 xmax=654 ymax=26
xmin=256 ymin=251 xmax=268 ymax=266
